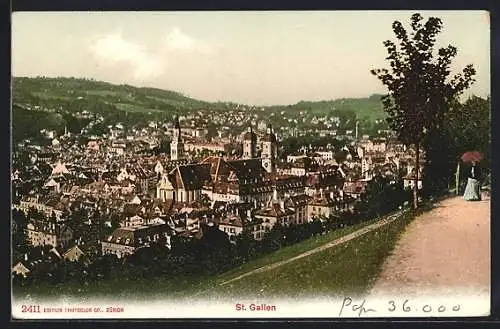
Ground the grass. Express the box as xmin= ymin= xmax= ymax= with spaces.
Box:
xmin=217 ymin=216 xmax=383 ymax=282
xmin=114 ymin=103 xmax=165 ymax=113
xmin=31 ymin=92 xmax=72 ymax=101
xmin=195 ymin=210 xmax=414 ymax=300
xmin=12 ymin=210 xmax=413 ymax=302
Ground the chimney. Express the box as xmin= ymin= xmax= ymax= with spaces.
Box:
xmin=24 ymin=253 xmax=28 ymax=261
xmin=246 ymin=208 xmax=252 ymax=219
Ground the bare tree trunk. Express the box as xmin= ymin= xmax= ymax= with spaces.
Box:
xmin=413 ymin=143 xmax=420 ymax=209
xmin=455 ymin=161 xmax=460 ymax=195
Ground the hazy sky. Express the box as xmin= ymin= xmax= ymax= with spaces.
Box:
xmin=12 ymin=11 xmax=490 ymax=105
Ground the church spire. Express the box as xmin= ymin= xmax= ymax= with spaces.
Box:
xmin=171 ymin=116 xmax=184 ymax=160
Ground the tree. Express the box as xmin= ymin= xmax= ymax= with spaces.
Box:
xmin=371 ymin=13 xmax=475 ymax=208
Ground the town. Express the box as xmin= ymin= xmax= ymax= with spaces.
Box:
xmin=11 ymin=91 xmax=423 ymax=283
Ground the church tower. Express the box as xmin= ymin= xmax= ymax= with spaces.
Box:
xmin=170 ymin=116 xmax=184 ymax=160
xmin=242 ymin=126 xmax=257 ymax=159
xmin=261 ymin=124 xmax=277 ymax=173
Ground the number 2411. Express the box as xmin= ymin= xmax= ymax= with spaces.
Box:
xmin=21 ymin=305 xmax=41 ymax=313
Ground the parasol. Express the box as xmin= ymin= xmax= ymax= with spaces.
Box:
xmin=461 ymin=151 xmax=483 ymax=163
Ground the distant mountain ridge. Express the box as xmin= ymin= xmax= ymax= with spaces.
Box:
xmin=12 ymin=76 xmax=386 ymax=120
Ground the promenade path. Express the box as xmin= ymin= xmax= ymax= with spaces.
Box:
xmin=369 ymin=195 xmax=490 ymax=298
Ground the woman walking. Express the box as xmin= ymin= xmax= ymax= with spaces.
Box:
xmin=463 ymin=160 xmax=482 ymax=201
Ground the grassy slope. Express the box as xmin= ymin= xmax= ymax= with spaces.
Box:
xmin=217 ymin=217 xmax=381 ymax=282
xmin=13 ymin=210 xmax=412 ymax=301
xmin=197 ymin=210 xmax=414 ymax=300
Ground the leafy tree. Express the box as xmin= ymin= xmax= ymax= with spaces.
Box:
xmin=371 ymin=13 xmax=476 ymax=208
xmin=446 ymin=96 xmax=491 ymax=173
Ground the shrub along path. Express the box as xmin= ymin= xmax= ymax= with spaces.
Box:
xmin=368 ymin=195 xmax=490 ymax=297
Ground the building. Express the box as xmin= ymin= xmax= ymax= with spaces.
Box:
xmin=218 ymin=214 xmax=244 ymax=242
xmin=16 ymin=195 xmax=65 ymax=221
xmin=285 ymin=194 xmax=312 ymax=225
xmin=306 ymin=193 xmax=337 ymax=221
xmin=26 ymin=219 xmax=73 ymax=249
xmin=12 ymin=262 xmax=31 ymax=278
xmin=170 ymin=117 xmax=184 ymax=160
xmin=101 ymin=223 xmax=171 ymax=259
xmin=62 ymin=245 xmax=86 ymax=262
xmin=261 ymin=124 xmax=277 ymax=173
xmin=156 ymin=163 xmax=212 ymax=203
xmin=242 ymin=126 xmax=257 ymax=159
xmin=184 ymin=141 xmax=229 ymax=154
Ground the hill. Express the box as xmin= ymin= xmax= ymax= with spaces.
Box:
xmin=12 ymin=77 xmax=387 ymax=120
xmin=12 ymin=76 xmax=212 ymax=114
xmin=267 ymin=94 xmax=386 ymax=121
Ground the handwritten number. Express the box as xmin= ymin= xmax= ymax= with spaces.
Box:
xmin=423 ymin=305 xmax=432 ymax=313
xmin=402 ymin=299 xmax=411 ymax=312
xmin=438 ymin=305 xmax=446 ymax=312
xmin=452 ymin=305 xmax=461 ymax=312
xmin=388 ymin=301 xmax=396 ymax=312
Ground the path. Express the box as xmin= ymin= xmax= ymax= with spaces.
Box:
xmin=219 ymin=210 xmax=408 ymax=286
xmin=369 ymin=195 xmax=490 ymax=297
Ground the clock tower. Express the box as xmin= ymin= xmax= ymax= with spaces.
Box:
xmin=261 ymin=124 xmax=277 ymax=173
xmin=242 ymin=126 xmax=257 ymax=159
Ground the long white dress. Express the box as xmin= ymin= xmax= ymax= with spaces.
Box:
xmin=463 ymin=166 xmax=481 ymax=201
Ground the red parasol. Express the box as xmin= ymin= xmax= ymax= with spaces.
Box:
xmin=461 ymin=151 xmax=483 ymax=163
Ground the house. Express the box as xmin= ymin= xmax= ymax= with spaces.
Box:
xmin=218 ymin=214 xmax=244 ymax=242
xmin=343 ymin=180 xmax=367 ymax=199
xmin=254 ymin=202 xmax=295 ymax=230
xmin=62 ymin=245 xmax=85 ymax=262
xmin=12 ymin=262 xmax=31 ymax=278
xmin=26 ymin=214 xmax=73 ymax=249
xmin=403 ymin=175 xmax=423 ymax=190
xmin=306 ymin=193 xmax=337 ymax=221
xmin=101 ymin=223 xmax=171 ymax=259
xmin=285 ymin=194 xmax=312 ymax=225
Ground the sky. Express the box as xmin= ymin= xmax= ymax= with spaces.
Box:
xmin=12 ymin=11 xmax=490 ymax=106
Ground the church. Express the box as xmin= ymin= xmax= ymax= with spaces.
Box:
xmin=157 ymin=117 xmax=304 ymax=206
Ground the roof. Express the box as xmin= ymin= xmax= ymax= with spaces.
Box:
xmin=104 ymin=224 xmax=170 ymax=247
xmin=169 ymin=164 xmax=212 ymax=190
xmin=243 ymin=127 xmax=257 ymax=141
xmin=307 ymin=195 xmax=336 ymax=207
xmin=254 ymin=203 xmax=294 ymax=218
xmin=343 ymin=181 xmax=367 ymax=194
xmin=227 ymin=158 xmax=266 ymax=181
xmin=261 ymin=132 xmax=277 ymax=143
xmin=201 ymin=156 xmax=235 ymax=181
xmin=63 ymin=245 xmax=85 ymax=260
xmin=219 ymin=215 xmax=244 ymax=228
xmin=285 ymin=194 xmax=312 ymax=208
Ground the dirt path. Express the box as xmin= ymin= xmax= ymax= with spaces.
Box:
xmin=218 ymin=210 xmax=408 ymax=287
xmin=369 ymin=196 xmax=490 ymax=297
